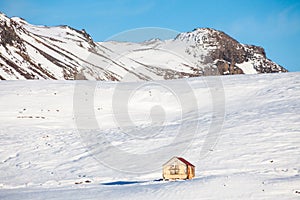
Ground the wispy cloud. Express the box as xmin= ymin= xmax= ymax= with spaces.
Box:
xmin=276 ymin=3 xmax=300 ymax=34
xmin=229 ymin=2 xmax=300 ymax=41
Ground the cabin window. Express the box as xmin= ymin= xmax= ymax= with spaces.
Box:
xmin=169 ymin=164 xmax=179 ymax=175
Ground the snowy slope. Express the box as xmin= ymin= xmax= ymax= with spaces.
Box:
xmin=0 ymin=72 xmax=299 ymax=199
xmin=0 ymin=13 xmax=287 ymax=81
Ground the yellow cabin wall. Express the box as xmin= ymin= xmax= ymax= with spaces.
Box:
xmin=162 ymin=157 xmax=195 ymax=180
xmin=163 ymin=164 xmax=188 ymax=180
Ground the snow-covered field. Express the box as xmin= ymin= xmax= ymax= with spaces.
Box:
xmin=0 ymin=73 xmax=300 ymax=199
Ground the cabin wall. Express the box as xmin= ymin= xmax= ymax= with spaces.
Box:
xmin=163 ymin=164 xmax=188 ymax=180
xmin=187 ymin=166 xmax=195 ymax=179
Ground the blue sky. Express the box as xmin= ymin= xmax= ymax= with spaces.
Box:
xmin=0 ymin=0 xmax=299 ymax=72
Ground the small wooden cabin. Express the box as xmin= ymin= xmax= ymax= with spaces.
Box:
xmin=163 ymin=156 xmax=195 ymax=180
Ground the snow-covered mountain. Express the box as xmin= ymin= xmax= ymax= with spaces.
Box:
xmin=0 ymin=13 xmax=287 ymax=81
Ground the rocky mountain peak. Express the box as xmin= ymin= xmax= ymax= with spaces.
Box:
xmin=0 ymin=14 xmax=23 ymax=48
xmin=173 ymin=27 xmax=286 ymax=75
xmin=175 ymin=28 xmax=215 ymax=43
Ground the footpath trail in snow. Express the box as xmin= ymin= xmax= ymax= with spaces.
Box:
xmin=0 ymin=73 xmax=299 ymax=199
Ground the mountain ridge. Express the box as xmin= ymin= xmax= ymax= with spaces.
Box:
xmin=0 ymin=13 xmax=287 ymax=81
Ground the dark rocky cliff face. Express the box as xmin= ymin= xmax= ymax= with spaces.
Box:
xmin=176 ymin=28 xmax=287 ymax=76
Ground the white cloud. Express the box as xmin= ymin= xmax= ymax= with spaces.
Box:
xmin=228 ymin=3 xmax=300 ymax=40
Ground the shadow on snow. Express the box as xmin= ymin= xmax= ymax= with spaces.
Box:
xmin=101 ymin=179 xmax=164 ymax=186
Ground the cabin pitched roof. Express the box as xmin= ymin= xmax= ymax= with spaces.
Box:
xmin=176 ymin=157 xmax=195 ymax=167
xmin=163 ymin=156 xmax=195 ymax=167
